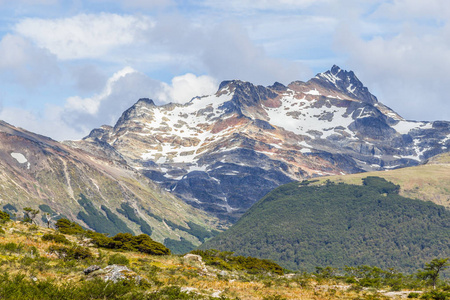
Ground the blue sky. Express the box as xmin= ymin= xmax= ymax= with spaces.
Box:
xmin=0 ymin=0 xmax=449 ymax=140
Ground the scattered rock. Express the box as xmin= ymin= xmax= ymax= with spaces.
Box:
xmin=183 ymin=253 xmax=203 ymax=264
xmin=84 ymin=265 xmax=101 ymax=275
xmin=183 ymin=253 xmax=214 ymax=277
xmin=180 ymin=287 xmax=197 ymax=293
xmin=85 ymin=264 xmax=141 ymax=283
xmin=211 ymin=290 xmax=222 ymax=297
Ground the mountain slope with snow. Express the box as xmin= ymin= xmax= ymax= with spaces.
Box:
xmin=0 ymin=120 xmax=222 ymax=250
xmin=70 ymin=66 xmax=450 ymax=221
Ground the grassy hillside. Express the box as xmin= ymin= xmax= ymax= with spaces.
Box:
xmin=313 ymin=152 xmax=450 ymax=208
xmin=0 ymin=121 xmax=224 ymax=253
xmin=0 ymin=218 xmax=448 ymax=299
xmin=201 ymin=177 xmax=450 ymax=273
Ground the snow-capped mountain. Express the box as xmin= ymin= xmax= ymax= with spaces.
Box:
xmin=69 ymin=66 xmax=450 ymax=221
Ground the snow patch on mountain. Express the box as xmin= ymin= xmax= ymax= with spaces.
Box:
xmin=392 ymin=120 xmax=432 ymax=134
xmin=265 ymin=94 xmax=355 ymax=139
xmin=11 ymin=152 xmax=30 ymax=169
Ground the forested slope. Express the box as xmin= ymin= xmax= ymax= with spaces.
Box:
xmin=201 ymin=177 xmax=450 ymax=272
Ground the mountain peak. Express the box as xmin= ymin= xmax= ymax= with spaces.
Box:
xmin=313 ymin=65 xmax=378 ymax=104
xmin=218 ymin=80 xmax=248 ymax=91
xmin=330 ymin=64 xmax=342 ymax=75
xmin=136 ymin=98 xmax=156 ymax=107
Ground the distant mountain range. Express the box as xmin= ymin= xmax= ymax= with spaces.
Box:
xmin=68 ymin=65 xmax=450 ymax=221
xmin=0 ymin=65 xmax=448 ymax=255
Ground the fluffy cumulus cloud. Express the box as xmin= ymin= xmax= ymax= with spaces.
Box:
xmin=0 ymin=67 xmax=219 ymax=140
xmin=157 ymin=74 xmax=218 ymax=104
xmin=14 ymin=13 xmax=153 ymax=60
xmin=58 ymin=68 xmax=219 ymax=138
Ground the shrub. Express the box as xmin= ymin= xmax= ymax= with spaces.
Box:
xmin=108 ymin=254 xmax=130 ymax=266
xmin=191 ymin=249 xmax=284 ymax=275
xmin=48 ymin=245 xmax=92 ymax=261
xmin=362 ymin=176 xmax=400 ymax=194
xmin=42 ymin=233 xmax=71 ymax=245
xmin=88 ymin=231 xmax=170 ymax=256
xmin=3 ymin=242 xmax=19 ymax=253
xmin=0 ymin=211 xmax=10 ymax=224
xmin=408 ymin=292 xmax=420 ymax=298
xmin=55 ymin=218 xmax=84 ymax=235
xmin=22 ymin=207 xmax=39 ymax=224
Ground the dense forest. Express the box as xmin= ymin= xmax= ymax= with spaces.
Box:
xmin=201 ymin=177 xmax=450 ymax=273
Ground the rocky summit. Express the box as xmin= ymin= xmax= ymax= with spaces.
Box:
xmin=70 ymin=66 xmax=450 ymax=222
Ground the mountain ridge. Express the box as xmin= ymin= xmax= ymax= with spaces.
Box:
xmin=0 ymin=120 xmax=223 ymax=251
xmin=69 ymin=65 xmax=450 ymax=221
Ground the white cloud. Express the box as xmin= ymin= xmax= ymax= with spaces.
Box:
xmin=202 ymin=0 xmax=325 ymax=12
xmin=200 ymin=22 xmax=309 ymax=85
xmin=0 ymin=0 xmax=58 ymax=5
xmin=141 ymin=16 xmax=310 ymax=85
xmin=15 ymin=13 xmax=153 ymax=60
xmin=0 ymin=34 xmax=59 ymax=87
xmin=65 ymin=67 xmax=137 ymax=115
xmin=59 ymin=68 xmax=219 ymax=138
xmin=117 ymin=0 xmax=174 ymax=9
xmin=0 ymin=106 xmax=82 ymax=141
xmin=372 ymin=0 xmax=450 ymax=21
xmin=157 ymin=73 xmax=218 ymax=103
xmin=335 ymin=21 xmax=450 ymax=121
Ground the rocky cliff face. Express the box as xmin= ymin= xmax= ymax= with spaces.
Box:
xmin=0 ymin=121 xmax=222 ymax=249
xmin=71 ymin=66 xmax=450 ymax=222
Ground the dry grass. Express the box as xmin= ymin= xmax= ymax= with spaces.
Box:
xmin=0 ymin=221 xmax=421 ymax=299
xmin=313 ymin=161 xmax=450 ymax=208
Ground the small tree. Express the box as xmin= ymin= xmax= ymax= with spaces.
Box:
xmin=0 ymin=211 xmax=10 ymax=224
xmin=417 ymin=258 xmax=449 ymax=289
xmin=23 ymin=207 xmax=39 ymax=224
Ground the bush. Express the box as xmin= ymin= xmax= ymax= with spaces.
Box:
xmin=55 ymin=218 xmax=170 ymax=256
xmin=55 ymin=218 xmax=84 ymax=235
xmin=362 ymin=176 xmax=400 ymax=194
xmin=108 ymin=254 xmax=130 ymax=266
xmin=408 ymin=292 xmax=420 ymax=298
xmin=2 ymin=242 xmax=23 ymax=253
xmin=0 ymin=211 xmax=10 ymax=224
xmin=191 ymin=249 xmax=284 ymax=275
xmin=42 ymin=233 xmax=71 ymax=245
xmin=88 ymin=231 xmax=170 ymax=256
xmin=48 ymin=245 xmax=92 ymax=261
